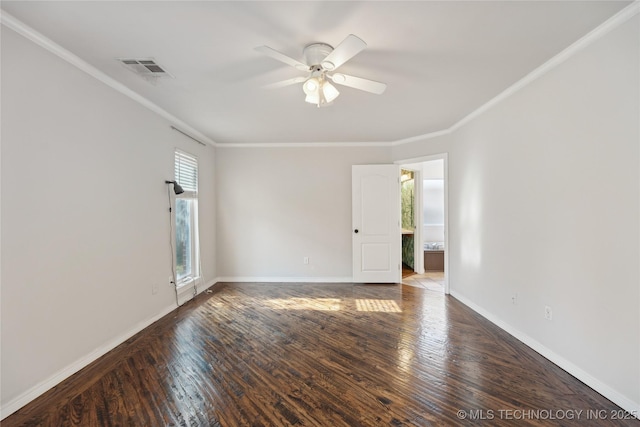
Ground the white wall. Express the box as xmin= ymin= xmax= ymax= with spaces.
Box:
xmin=216 ymin=146 xmax=391 ymax=280
xmin=422 ymin=159 xmax=444 ymax=180
xmin=394 ymin=14 xmax=640 ymax=412
xmin=2 ymin=1 xmax=638 ymax=419
xmin=392 ymin=134 xmax=452 ymax=163
xmin=0 ymin=26 xmax=216 ymax=416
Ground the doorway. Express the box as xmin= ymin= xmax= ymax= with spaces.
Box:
xmin=400 ymin=169 xmax=417 ymax=277
xmin=396 ymin=154 xmax=449 ymax=294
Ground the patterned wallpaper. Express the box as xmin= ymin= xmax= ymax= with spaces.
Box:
xmin=401 ymin=173 xmax=415 ymax=269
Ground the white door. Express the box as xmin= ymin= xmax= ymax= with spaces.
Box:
xmin=352 ymin=165 xmax=401 ymax=283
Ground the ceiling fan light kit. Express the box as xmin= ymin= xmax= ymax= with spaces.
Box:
xmin=256 ymin=34 xmax=387 ymax=108
xmin=303 ymin=76 xmax=340 ymax=106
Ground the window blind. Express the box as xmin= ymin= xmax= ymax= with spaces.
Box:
xmin=175 ymin=150 xmax=198 ymax=196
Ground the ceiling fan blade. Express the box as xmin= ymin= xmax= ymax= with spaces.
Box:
xmin=254 ymin=46 xmax=309 ymax=71
xmin=263 ymin=76 xmax=307 ymax=89
xmin=321 ymin=34 xmax=367 ymax=71
xmin=328 ymin=73 xmax=387 ymax=95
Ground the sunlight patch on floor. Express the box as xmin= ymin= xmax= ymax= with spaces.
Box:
xmin=355 ymin=299 xmax=402 ymax=313
xmin=265 ymin=298 xmax=342 ymax=311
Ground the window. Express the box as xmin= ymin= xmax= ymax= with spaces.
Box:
xmin=174 ymin=150 xmax=199 ymax=285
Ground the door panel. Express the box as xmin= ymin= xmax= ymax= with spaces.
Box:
xmin=361 ymin=243 xmax=390 ymax=271
xmin=361 ymin=175 xmax=390 ymax=235
xmin=352 ymin=165 xmax=400 ymax=283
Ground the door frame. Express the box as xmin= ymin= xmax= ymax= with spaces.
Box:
xmin=395 ymin=153 xmax=449 ymax=294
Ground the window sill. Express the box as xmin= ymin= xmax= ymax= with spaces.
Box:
xmin=176 ymin=277 xmax=195 ymax=289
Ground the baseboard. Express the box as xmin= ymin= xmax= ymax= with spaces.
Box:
xmin=1 ymin=278 xmax=222 ymax=419
xmin=0 ymin=302 xmax=177 ymax=420
xmin=449 ymin=290 xmax=640 ymax=417
xmin=0 ymin=277 xmax=320 ymax=418
xmin=176 ymin=278 xmax=218 ymax=304
xmin=198 ymin=279 xmax=218 ymax=293
xmin=215 ymin=276 xmax=353 ymax=283
xmin=9 ymin=282 xmax=633 ymax=419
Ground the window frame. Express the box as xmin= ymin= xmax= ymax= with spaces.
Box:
xmin=174 ymin=149 xmax=200 ymax=288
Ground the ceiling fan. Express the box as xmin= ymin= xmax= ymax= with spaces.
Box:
xmin=255 ymin=34 xmax=387 ymax=107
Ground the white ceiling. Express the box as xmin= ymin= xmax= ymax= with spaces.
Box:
xmin=1 ymin=1 xmax=631 ymax=145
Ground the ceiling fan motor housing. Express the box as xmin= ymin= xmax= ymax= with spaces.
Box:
xmin=303 ymin=43 xmax=333 ymax=68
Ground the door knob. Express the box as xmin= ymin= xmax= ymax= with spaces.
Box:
xmin=354 ymin=229 xmax=359 ymax=233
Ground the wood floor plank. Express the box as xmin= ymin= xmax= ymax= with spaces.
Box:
xmin=3 ymin=282 xmax=638 ymax=426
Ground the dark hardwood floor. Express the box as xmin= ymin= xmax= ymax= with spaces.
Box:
xmin=4 ymin=282 xmax=638 ymax=426
xmin=401 ymin=264 xmax=415 ymax=278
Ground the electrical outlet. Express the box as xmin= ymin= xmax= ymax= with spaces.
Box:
xmin=152 ymin=282 xmax=159 ymax=295
xmin=511 ymin=293 xmax=518 ymax=305
xmin=544 ymin=305 xmax=553 ymax=321
xmin=304 ymin=256 xmax=309 ymax=264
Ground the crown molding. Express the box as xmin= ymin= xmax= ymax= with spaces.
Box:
xmin=393 ymin=0 xmax=640 ymax=144
xmin=215 ymin=141 xmax=391 ymax=148
xmin=0 ymin=10 xmax=217 ymax=147
xmin=3 ymin=1 xmax=637 ymax=150
xmin=390 ymin=129 xmax=451 ymax=146
xmin=449 ymin=0 xmax=640 ymax=134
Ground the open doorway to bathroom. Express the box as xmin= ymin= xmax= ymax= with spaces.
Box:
xmin=401 ymin=169 xmax=417 ymax=277
xmin=396 ymin=154 xmax=448 ymax=294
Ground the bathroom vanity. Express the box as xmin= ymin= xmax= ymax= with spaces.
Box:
xmin=424 ymin=243 xmax=444 ymax=272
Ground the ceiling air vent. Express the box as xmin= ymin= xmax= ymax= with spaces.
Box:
xmin=117 ymin=58 xmax=174 ymax=81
